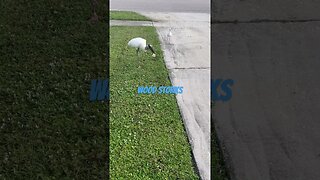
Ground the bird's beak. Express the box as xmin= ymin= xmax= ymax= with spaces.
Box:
xmin=147 ymin=44 xmax=156 ymax=55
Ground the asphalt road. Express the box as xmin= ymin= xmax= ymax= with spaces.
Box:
xmin=213 ymin=1 xmax=320 ymax=180
xmin=110 ymin=0 xmax=210 ymax=13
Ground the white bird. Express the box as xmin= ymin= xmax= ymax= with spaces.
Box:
xmin=128 ymin=37 xmax=156 ymax=57
xmin=167 ymin=28 xmax=173 ymax=44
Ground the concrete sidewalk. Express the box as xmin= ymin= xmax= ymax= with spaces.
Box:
xmin=111 ymin=0 xmax=210 ymax=13
xmin=141 ymin=12 xmax=211 ymax=180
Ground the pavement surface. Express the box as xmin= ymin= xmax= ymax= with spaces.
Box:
xmin=140 ymin=12 xmax=211 ymax=180
xmin=110 ymin=0 xmax=210 ymax=13
xmin=110 ymin=20 xmax=153 ymax=26
xmin=213 ymin=1 xmax=320 ymax=180
xmin=213 ymin=0 xmax=320 ymax=21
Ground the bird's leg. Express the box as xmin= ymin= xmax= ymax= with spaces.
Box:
xmin=136 ymin=48 xmax=141 ymax=68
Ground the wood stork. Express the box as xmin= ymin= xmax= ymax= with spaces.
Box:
xmin=128 ymin=37 xmax=156 ymax=57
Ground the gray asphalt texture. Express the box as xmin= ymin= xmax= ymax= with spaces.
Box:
xmin=213 ymin=1 xmax=320 ymax=180
xmin=111 ymin=0 xmax=210 ymax=13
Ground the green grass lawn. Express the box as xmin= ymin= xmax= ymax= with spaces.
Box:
xmin=110 ymin=26 xmax=199 ymax=179
xmin=110 ymin=11 xmax=151 ymax=21
xmin=0 ymin=0 xmax=108 ymax=179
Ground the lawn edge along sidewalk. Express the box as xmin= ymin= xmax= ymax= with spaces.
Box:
xmin=110 ymin=20 xmax=153 ymax=26
xmin=110 ymin=10 xmax=151 ymax=21
xmin=110 ymin=12 xmax=211 ymax=180
xmin=110 ymin=24 xmax=199 ymax=179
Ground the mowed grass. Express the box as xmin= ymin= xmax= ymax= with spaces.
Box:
xmin=0 ymin=0 xmax=108 ymax=179
xmin=110 ymin=26 xmax=199 ymax=179
xmin=110 ymin=11 xmax=151 ymax=21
